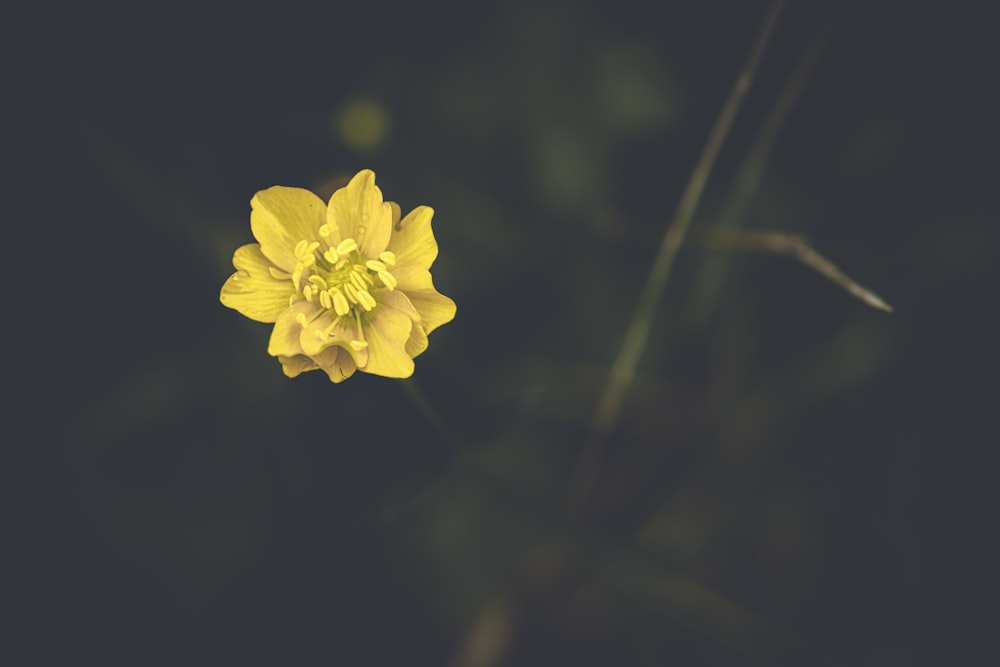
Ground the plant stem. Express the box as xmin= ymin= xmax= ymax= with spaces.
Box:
xmin=695 ymin=226 xmax=893 ymax=312
xmin=685 ymin=0 xmax=850 ymax=327
xmin=568 ymin=0 xmax=788 ymax=513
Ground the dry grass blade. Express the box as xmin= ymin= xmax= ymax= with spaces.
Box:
xmin=567 ymin=0 xmax=789 ymax=513
xmin=686 ymin=0 xmax=850 ymax=326
xmin=698 ymin=228 xmax=893 ymax=312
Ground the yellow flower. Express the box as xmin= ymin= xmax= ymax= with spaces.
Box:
xmin=220 ymin=170 xmax=456 ymax=382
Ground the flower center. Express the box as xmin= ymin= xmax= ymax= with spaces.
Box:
xmin=282 ymin=231 xmax=398 ymax=316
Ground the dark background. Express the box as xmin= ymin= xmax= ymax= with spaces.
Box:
xmin=9 ymin=1 xmax=998 ymax=665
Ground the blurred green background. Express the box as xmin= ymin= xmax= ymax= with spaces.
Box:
xmin=9 ymin=1 xmax=998 ymax=665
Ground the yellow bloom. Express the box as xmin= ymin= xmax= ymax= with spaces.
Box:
xmin=220 ymin=170 xmax=456 ymax=382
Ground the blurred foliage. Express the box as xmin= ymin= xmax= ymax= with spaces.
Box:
xmin=10 ymin=1 xmax=999 ymax=666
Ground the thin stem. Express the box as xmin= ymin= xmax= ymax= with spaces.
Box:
xmin=685 ymin=0 xmax=850 ymax=327
xmin=567 ymin=0 xmax=788 ymax=513
xmin=399 ymin=377 xmax=460 ymax=449
xmin=695 ymin=226 xmax=893 ymax=312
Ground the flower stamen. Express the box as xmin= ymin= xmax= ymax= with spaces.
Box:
xmin=332 ymin=289 xmax=350 ymax=316
xmin=285 ymin=234 xmax=401 ymax=345
xmin=350 ymin=311 xmax=368 ymax=351
xmin=220 ymin=171 xmax=456 ymax=382
xmin=356 ymin=289 xmax=376 ymax=311
xmin=336 ymin=238 xmax=358 ymax=255
xmin=343 ymin=282 xmax=360 ymax=304
xmin=322 ymin=316 xmax=342 ymax=339
xmin=319 ymin=289 xmax=332 ymax=310
xmin=349 ymin=271 xmax=368 ymax=293
xmin=378 ymin=270 xmax=396 ymax=290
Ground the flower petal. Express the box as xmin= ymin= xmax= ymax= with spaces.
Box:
xmin=380 ymin=290 xmax=428 ymax=359
xmin=406 ymin=321 xmax=429 ymax=359
xmin=387 ymin=205 xmax=438 ymax=272
xmin=379 ymin=288 xmax=420 ymax=320
xmin=359 ymin=293 xmax=415 ymax=378
xmin=299 ymin=310 xmax=369 ymax=368
xmin=220 ymin=244 xmax=295 ymax=322
xmin=392 ymin=265 xmax=434 ymax=292
xmin=268 ymin=301 xmax=320 ymax=358
xmin=278 ymin=354 xmax=317 ymax=378
xmin=314 ymin=346 xmax=357 ymax=383
xmin=327 ymin=170 xmax=392 ymax=259
xmin=394 ymin=268 xmax=457 ymax=334
xmin=251 ymin=186 xmax=327 ymax=272
xmin=386 ymin=200 xmax=401 ymax=227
